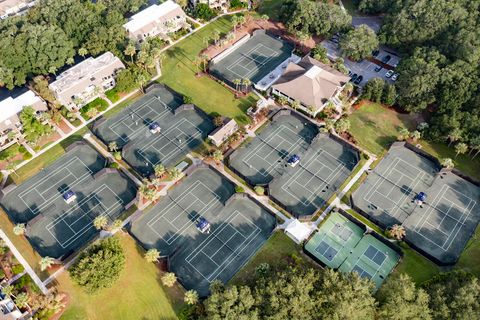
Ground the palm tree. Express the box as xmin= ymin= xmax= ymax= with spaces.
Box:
xmin=124 ymin=44 xmax=136 ymax=63
xmin=277 ymin=96 xmax=288 ymax=106
xmin=260 ymin=14 xmax=269 ymax=21
xmin=154 ymin=164 xmax=166 ymax=179
xmin=387 ymin=224 xmax=406 ymax=240
xmin=6 ymin=162 xmax=17 ymax=177
xmin=15 ymin=292 xmax=29 ymax=309
xmin=193 ymin=56 xmax=202 ymax=73
xmin=2 ymin=285 xmax=13 ymax=297
xmin=151 ymin=48 xmax=165 ymax=76
xmin=78 ymin=47 xmax=88 ymax=58
xmin=161 ymin=272 xmax=177 ymax=287
xmin=447 ymin=128 xmax=462 ymax=147
xmin=307 ymin=105 xmax=317 ymax=116
xmin=200 ymin=54 xmax=209 ymax=73
xmin=469 ymin=136 xmax=480 ymax=159
xmin=241 ymin=78 xmax=251 ymax=92
xmin=66 ymin=57 xmax=75 ymax=65
xmin=410 ymin=130 xmax=421 ymax=142
xmin=334 ymin=118 xmax=350 ymax=133
xmin=212 ymin=150 xmax=224 ymax=163
xmin=232 ymin=15 xmax=240 ymax=32
xmin=168 ymin=167 xmax=182 ymax=180
xmin=109 ymin=219 xmax=123 ymax=231
xmin=40 ymin=256 xmax=55 ymax=271
xmin=324 ymin=119 xmax=335 ymax=132
xmin=212 ymin=30 xmax=220 ymax=46
xmin=233 ymin=79 xmax=241 ymax=91
xmin=440 ymin=158 xmax=454 ymax=169
xmin=226 ymin=32 xmax=235 ymax=43
xmin=184 ymin=290 xmax=199 ymax=305
xmin=145 ymin=248 xmax=160 ymax=263
xmin=108 ymin=141 xmax=118 ymax=152
xmin=13 ymin=223 xmax=26 ymax=236
xmin=290 ymin=100 xmax=300 ymax=110
xmin=238 ymin=15 xmax=246 ymax=27
xmin=203 ymin=36 xmax=210 ymax=47
xmin=93 ymin=215 xmax=108 ymax=230
xmin=398 ymin=127 xmax=410 ymax=141
xmin=139 ymin=182 xmax=156 ymax=201
xmin=454 ymin=142 xmax=468 ymax=158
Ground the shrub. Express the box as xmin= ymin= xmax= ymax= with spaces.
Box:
xmin=0 ymin=269 xmax=5 ymax=280
xmin=194 ymin=3 xmax=217 ymax=21
xmin=254 ymin=186 xmax=265 ymax=195
xmin=11 ymin=264 xmax=24 ymax=275
xmin=80 ymin=98 xmax=109 ymax=120
xmin=235 ymin=185 xmax=245 ymax=193
xmin=229 ymin=0 xmax=248 ymax=9
xmin=109 ymin=162 xmax=120 ymax=169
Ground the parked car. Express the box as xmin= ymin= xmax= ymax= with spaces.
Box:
xmin=348 ymin=70 xmax=353 ymax=76
xmin=382 ymin=55 xmax=392 ymax=63
xmin=385 ymin=70 xmax=395 ymax=78
xmin=391 ymin=73 xmax=399 ymax=81
xmin=350 ymin=73 xmax=358 ymax=81
xmin=372 ymin=50 xmax=380 ymax=57
xmin=374 ymin=65 xmax=383 ymax=72
xmin=354 ymin=75 xmax=363 ymax=85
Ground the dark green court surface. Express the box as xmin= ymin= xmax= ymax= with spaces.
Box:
xmin=129 ymin=167 xmax=276 ymax=296
xmin=352 ymin=142 xmax=480 ymax=265
xmin=229 ymin=110 xmax=359 ymax=217
xmin=0 ymin=143 xmax=137 ymax=259
xmin=209 ymin=30 xmax=294 ymax=88
xmin=304 ymin=212 xmax=400 ymax=289
xmin=93 ymin=85 xmax=214 ymax=176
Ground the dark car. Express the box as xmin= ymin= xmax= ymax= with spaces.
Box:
xmin=350 ymin=73 xmax=358 ymax=81
xmin=374 ymin=65 xmax=383 ymax=72
xmin=382 ymin=55 xmax=392 ymax=63
xmin=354 ymin=75 xmax=363 ymax=85
xmin=372 ymin=50 xmax=380 ymax=57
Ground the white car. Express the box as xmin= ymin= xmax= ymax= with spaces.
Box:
xmin=385 ymin=70 xmax=395 ymax=78
xmin=391 ymin=73 xmax=399 ymax=81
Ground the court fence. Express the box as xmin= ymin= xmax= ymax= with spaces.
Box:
xmin=210 ymin=34 xmax=251 ymax=65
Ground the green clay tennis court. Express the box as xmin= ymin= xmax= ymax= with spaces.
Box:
xmin=129 ymin=167 xmax=276 ymax=296
xmin=304 ymin=211 xmax=400 ymax=289
xmin=209 ymin=30 xmax=294 ymax=88
xmin=0 ymin=143 xmax=137 ymax=259
xmin=93 ymin=85 xmax=214 ymax=177
xmin=229 ymin=110 xmax=359 ymax=217
xmin=352 ymin=142 xmax=480 ymax=265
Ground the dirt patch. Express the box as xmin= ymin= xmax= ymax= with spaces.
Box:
xmin=0 ymin=152 xmax=24 ymax=170
xmin=37 ymin=131 xmax=62 ymax=149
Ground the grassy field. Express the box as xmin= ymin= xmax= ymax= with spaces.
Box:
xmin=159 ymin=16 xmax=256 ymax=125
xmin=230 ymin=231 xmax=316 ymax=285
xmin=58 ymin=233 xmax=183 ymax=320
xmin=456 ymin=225 xmax=480 ymax=275
xmin=348 ymin=101 xmax=417 ymax=155
xmin=392 ymin=245 xmax=441 ymax=284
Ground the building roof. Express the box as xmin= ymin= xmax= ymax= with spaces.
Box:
xmin=0 ymin=89 xmax=44 ymax=123
xmin=272 ymin=56 xmax=350 ymax=109
xmin=208 ymin=118 xmax=238 ymax=146
xmin=284 ymin=219 xmax=315 ymax=244
xmin=123 ymin=0 xmax=185 ymax=34
xmin=0 ymin=0 xmax=32 ymax=16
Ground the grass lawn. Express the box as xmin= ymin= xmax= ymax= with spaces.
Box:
xmin=392 ymin=244 xmax=441 ymax=284
xmin=58 ymin=233 xmax=183 ymax=320
xmin=101 ymin=92 xmax=143 ymax=119
xmin=230 ymin=231 xmax=317 ymax=285
xmin=348 ymin=101 xmax=417 ymax=155
xmin=456 ymin=225 xmax=480 ymax=275
xmin=159 ymin=16 xmax=256 ymax=125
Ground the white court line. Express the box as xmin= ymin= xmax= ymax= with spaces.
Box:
xmin=413 ymin=184 xmax=477 ymax=251
xmin=226 ymin=43 xmax=278 ymax=79
xmin=46 ymin=185 xmax=124 ymax=248
xmin=18 ymin=156 xmax=93 ymax=216
xmin=110 ymin=96 xmax=171 ymax=142
xmin=147 ymin=181 xmax=221 ymax=245
xmin=185 ymin=210 xmax=262 ymax=282
xmin=136 ymin=118 xmax=204 ymax=167
xmin=243 ymin=124 xmax=307 ymax=177
xmin=355 ymin=244 xmax=388 ymax=280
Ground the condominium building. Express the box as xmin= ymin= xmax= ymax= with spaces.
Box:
xmin=0 ymin=0 xmax=36 ymax=19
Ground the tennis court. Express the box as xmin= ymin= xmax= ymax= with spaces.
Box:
xmin=93 ymin=86 xmax=214 ymax=176
xmin=229 ymin=112 xmax=318 ymax=185
xmin=352 ymin=142 xmax=480 ymax=264
xmin=0 ymin=144 xmax=137 ymax=258
xmin=269 ymin=134 xmax=359 ymax=217
xmin=209 ymin=31 xmax=294 ymax=88
xmin=129 ymin=167 xmax=275 ymax=296
xmin=339 ymin=235 xmax=400 ymax=289
xmin=304 ymin=212 xmax=364 ymax=269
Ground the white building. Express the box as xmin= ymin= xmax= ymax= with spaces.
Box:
xmin=190 ymin=0 xmax=229 ymax=12
xmin=0 ymin=295 xmax=28 ymax=319
xmin=123 ymin=0 xmax=188 ymax=44
xmin=208 ymin=118 xmax=238 ymax=147
xmin=0 ymin=0 xmax=36 ymax=20
xmin=49 ymin=52 xmax=125 ymax=109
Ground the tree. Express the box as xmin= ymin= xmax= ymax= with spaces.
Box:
xmin=2 ymin=285 xmax=13 ymax=297
xmin=339 ymin=25 xmax=379 ymax=61
xmin=446 ymin=128 xmax=462 ymax=147
xmin=278 ymin=96 xmax=288 ymax=106
xmin=78 ymin=47 xmax=88 ymax=58
xmin=212 ymin=150 xmax=224 ymax=163
xmin=14 ymin=292 xmax=29 ymax=309
xmin=410 ymin=130 xmax=421 ymax=142
xmin=139 ymin=181 xmax=156 ymax=201
xmin=69 ymin=237 xmax=125 ymax=294
xmin=241 ymin=78 xmax=251 ymax=92
xmin=324 ymin=119 xmax=335 ymax=132
xmin=184 ymin=290 xmax=199 ymax=305
xmin=454 ymin=142 xmax=468 ymax=158
xmin=153 ymin=164 xmax=165 ymax=179
xmin=124 ymin=44 xmax=136 ymax=63
xmin=213 ymin=116 xmax=224 ymax=127
xmin=387 ymin=224 xmax=406 ymax=240
xmin=334 ymin=118 xmax=350 ymax=133
xmin=361 ymin=78 xmax=385 ymax=102
xmin=311 ymin=44 xmax=329 ymax=63
xmin=469 ymin=136 xmax=480 ymax=159
xmin=254 ymin=186 xmax=264 ymax=195
xmin=399 ymin=128 xmax=410 ymax=141
xmin=19 ymin=107 xmax=53 ymax=144
xmin=440 ymin=158 xmax=454 ymax=169
xmin=161 ymin=272 xmax=177 ymax=287
xmin=423 ymin=271 xmax=480 ymax=320
xmin=176 ymin=0 xmax=188 ymax=9
xmin=232 ymin=15 xmax=240 ymax=32
xmin=377 ymin=274 xmax=432 ymax=320
xmin=93 ymin=215 xmax=108 ymax=230
xmin=13 ymin=224 xmax=26 ymax=236
xmin=194 ymin=3 xmax=217 ymax=21
xmin=382 ymin=84 xmax=396 ymax=106
xmin=145 ymin=248 xmax=160 ymax=263
xmin=205 ymin=282 xmax=258 ymax=319
xmin=290 ymin=100 xmax=300 ymax=110
xmin=233 ymin=78 xmax=242 ymax=91
xmin=31 ymin=76 xmax=56 ymax=104
xmin=108 ymin=141 xmax=118 ymax=152
xmin=183 ymin=95 xmax=193 ymax=104
xmin=40 ymin=256 xmax=55 ymax=271
xmin=168 ymin=167 xmax=182 ymax=180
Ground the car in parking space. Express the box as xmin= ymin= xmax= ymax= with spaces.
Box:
xmin=382 ymin=55 xmax=392 ymax=63
xmin=350 ymin=73 xmax=358 ymax=82
xmin=372 ymin=50 xmax=380 ymax=57
xmin=348 ymin=70 xmax=353 ymax=76
xmin=374 ymin=65 xmax=383 ymax=72
xmin=354 ymin=75 xmax=363 ymax=85
xmin=391 ymin=73 xmax=399 ymax=81
xmin=385 ymin=70 xmax=395 ymax=78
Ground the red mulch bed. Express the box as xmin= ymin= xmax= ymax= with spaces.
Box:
xmin=37 ymin=132 xmax=61 ymax=149
xmin=57 ymin=119 xmax=72 ymax=134
xmin=0 ymin=152 xmax=23 ymax=170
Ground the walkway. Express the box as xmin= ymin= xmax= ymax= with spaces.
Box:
xmin=0 ymin=230 xmax=48 ymax=294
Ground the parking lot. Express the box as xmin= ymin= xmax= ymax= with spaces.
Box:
xmin=322 ymin=40 xmax=400 ymax=87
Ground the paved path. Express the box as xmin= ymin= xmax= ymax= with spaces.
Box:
xmin=0 ymin=230 xmax=48 ymax=294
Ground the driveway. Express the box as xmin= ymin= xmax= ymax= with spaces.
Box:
xmin=352 ymin=16 xmax=384 ymax=33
